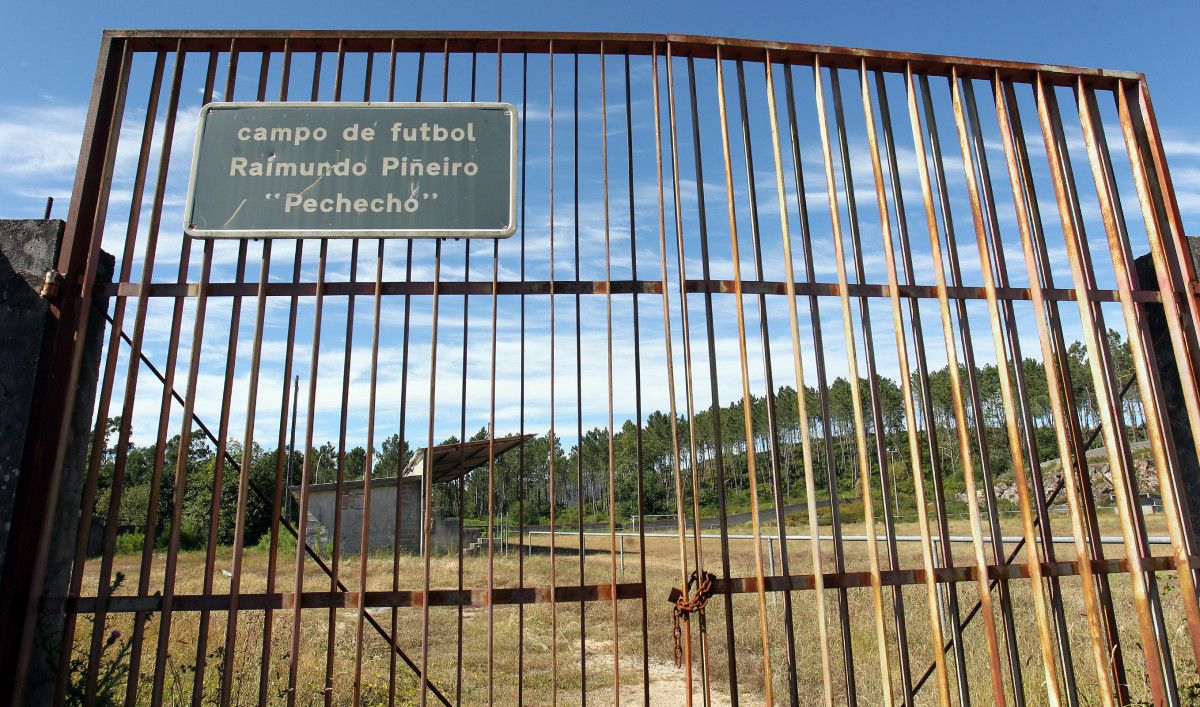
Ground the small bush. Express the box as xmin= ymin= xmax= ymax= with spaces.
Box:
xmin=113 ymin=532 xmax=145 ymax=556
xmin=154 ymin=520 xmax=206 ymax=551
xmin=254 ymin=528 xmax=297 ymax=553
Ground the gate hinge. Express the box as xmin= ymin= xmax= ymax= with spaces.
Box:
xmin=39 ymin=270 xmax=64 ymax=300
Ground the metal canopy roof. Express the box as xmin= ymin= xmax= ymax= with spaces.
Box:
xmin=402 ymin=433 xmax=535 ymax=485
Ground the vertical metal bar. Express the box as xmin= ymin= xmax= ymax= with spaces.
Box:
xmin=289 ymin=389 xmax=298 ymax=519
xmin=259 ymin=40 xmax=297 ymax=707
xmin=916 ymin=67 xmax=1032 ymax=705
xmin=734 ymin=56 xmax=801 ymax=705
xmin=840 ymin=64 xmax=927 ymax=706
xmin=1120 ymin=74 xmax=1200 ymax=638
xmin=453 ymin=50 xmax=477 ymax=707
xmin=686 ymin=53 xmax=740 ymax=704
xmin=873 ymin=66 xmax=969 ymax=706
xmin=516 ymin=48 xmax=528 ymax=707
xmin=864 ymin=61 xmax=954 ymax=706
xmin=713 ymin=45 xmax=774 ymax=706
xmin=287 ymin=235 xmax=330 ymax=707
xmin=79 ymin=48 xmax=167 ymax=707
xmin=1042 ymin=76 xmax=1180 ymax=703
xmin=806 ymin=61 xmax=863 ymax=704
xmin=946 ymin=66 xmax=1067 ymax=706
xmin=363 ymin=48 xmax=374 ymax=102
xmin=150 ymin=240 xmax=215 ymax=707
xmin=218 ymin=230 xmax=271 ymax=705
xmin=571 ymin=49 xmax=588 ymax=704
xmin=121 ymin=44 xmax=189 ymax=707
xmin=417 ymin=41 xmax=451 ymax=707
xmin=190 ymin=43 xmax=248 ymax=707
xmin=903 ymin=70 xmax=983 ymax=707
xmin=351 ymin=232 xmax=386 ymax=702
xmin=486 ymin=39 xmax=503 ymax=707
xmin=351 ymin=61 xmax=382 ymax=705
xmin=1078 ymin=79 xmax=1200 ymax=667
xmin=387 ymin=239 xmax=415 ymax=706
xmin=323 ymin=41 xmax=352 ymax=707
xmin=183 ymin=44 xmax=241 ymax=707
xmin=861 ymin=67 xmax=919 ymax=707
xmin=665 ymin=43 xmax=712 ymax=705
xmin=983 ymin=74 xmax=1124 ymax=704
xmin=193 ymin=60 xmax=243 ymax=707
xmin=1000 ymin=79 xmax=1130 ymax=701
xmin=908 ymin=67 xmax=1010 ymax=707
xmin=626 ymin=47 xmax=653 ymax=706
xmin=49 ymin=43 xmax=159 ymax=707
xmin=146 ymin=48 xmax=216 ymax=707
xmin=659 ymin=42 xmax=699 ymax=707
xmin=829 ymin=61 xmax=900 ymax=707
xmin=834 ymin=62 xmax=918 ymax=707
xmin=548 ymin=38 xmax=560 ymax=707
xmin=417 ymin=233 xmax=443 ymax=707
xmin=599 ymin=41 xmax=622 ymax=705
xmin=947 ymin=77 xmax=1065 ymax=707
xmin=776 ymin=59 xmax=834 ymax=707
xmin=922 ymin=72 xmax=1040 ymax=707
xmin=1021 ymin=73 xmax=1171 ymax=705
xmin=388 ymin=46 xmax=422 ymax=707
xmin=189 ymin=257 xmax=248 ymax=706
xmin=217 ymin=48 xmax=274 ymax=707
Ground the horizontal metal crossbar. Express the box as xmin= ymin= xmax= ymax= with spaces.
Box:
xmin=94 ymin=278 xmax=1157 ymax=302
xmin=104 ymin=29 xmax=1143 ymax=86
xmin=50 ymin=581 xmax=646 ymax=614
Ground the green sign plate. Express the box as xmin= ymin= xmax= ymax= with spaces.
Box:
xmin=184 ymin=102 xmax=517 ymax=239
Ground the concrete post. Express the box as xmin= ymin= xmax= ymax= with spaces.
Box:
xmin=0 ymin=219 xmax=112 ymax=703
xmin=1135 ymin=237 xmax=1200 ymax=538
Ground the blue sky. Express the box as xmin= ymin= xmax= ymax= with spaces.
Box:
xmin=3 ymin=1 xmax=1198 ymax=219
xmin=1 ymin=1 xmax=1197 ymax=453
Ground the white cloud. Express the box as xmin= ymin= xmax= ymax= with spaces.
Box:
xmin=0 ymin=104 xmax=84 ymax=214
xmin=0 ymin=104 xmax=83 ymax=176
xmin=3 ymin=92 xmax=1198 ymax=453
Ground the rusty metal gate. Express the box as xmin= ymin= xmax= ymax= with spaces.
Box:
xmin=3 ymin=29 xmax=1200 ymax=706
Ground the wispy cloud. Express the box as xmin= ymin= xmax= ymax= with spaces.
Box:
xmin=0 ymin=104 xmax=84 ymax=213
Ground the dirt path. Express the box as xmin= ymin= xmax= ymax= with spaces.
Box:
xmin=585 ymin=639 xmax=763 ymax=706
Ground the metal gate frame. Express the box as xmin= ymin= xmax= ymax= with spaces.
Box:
xmin=2 ymin=30 xmax=1199 ymax=706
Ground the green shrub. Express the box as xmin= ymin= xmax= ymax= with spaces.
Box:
xmin=254 ymin=528 xmax=297 ymax=553
xmin=153 ymin=519 xmax=206 ymax=552
xmin=113 ymin=532 xmax=145 ymax=556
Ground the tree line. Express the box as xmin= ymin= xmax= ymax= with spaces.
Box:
xmin=92 ymin=329 xmax=1144 ymax=551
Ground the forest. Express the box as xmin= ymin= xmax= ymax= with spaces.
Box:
xmin=92 ymin=329 xmax=1146 ymax=552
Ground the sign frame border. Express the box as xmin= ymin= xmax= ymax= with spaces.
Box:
xmin=183 ymin=100 xmax=519 ymax=240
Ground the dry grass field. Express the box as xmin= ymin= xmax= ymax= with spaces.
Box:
xmin=72 ymin=509 xmax=1194 ymax=706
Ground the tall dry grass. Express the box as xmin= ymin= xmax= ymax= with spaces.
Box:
xmin=71 ymin=510 xmax=1196 ymax=705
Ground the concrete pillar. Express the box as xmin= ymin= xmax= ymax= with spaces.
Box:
xmin=1135 ymin=236 xmax=1200 ymax=537
xmin=0 ymin=219 xmax=112 ymax=703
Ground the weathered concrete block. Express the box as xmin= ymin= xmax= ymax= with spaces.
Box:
xmin=0 ymin=219 xmax=67 ymax=569
xmin=0 ymin=219 xmax=113 ymax=703
xmin=1134 ymin=236 xmax=1200 ymax=537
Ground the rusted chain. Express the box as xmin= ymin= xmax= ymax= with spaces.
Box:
xmin=670 ymin=570 xmax=716 ymax=668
